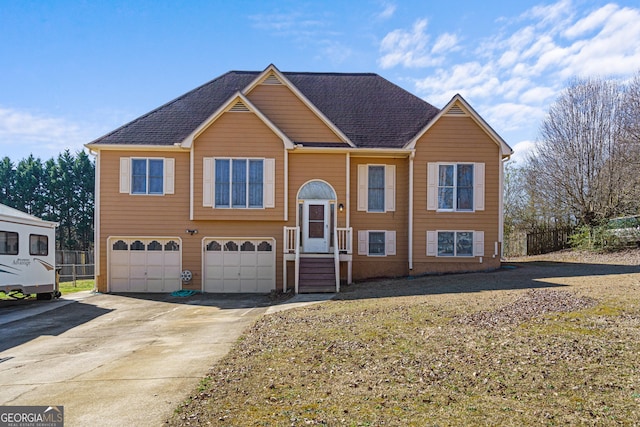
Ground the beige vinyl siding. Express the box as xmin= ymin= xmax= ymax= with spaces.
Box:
xmin=96 ymin=150 xmax=192 ymax=292
xmin=193 ymin=111 xmax=286 ymax=221
xmin=247 ymin=84 xmax=343 ymax=143
xmin=350 ymin=157 xmax=409 ymax=280
xmin=412 ymin=115 xmax=502 ymax=274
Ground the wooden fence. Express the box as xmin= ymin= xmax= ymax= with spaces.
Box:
xmin=56 ymin=250 xmax=94 ymax=281
xmin=525 ymin=227 xmax=573 ymax=255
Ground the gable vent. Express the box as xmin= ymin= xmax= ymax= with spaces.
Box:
xmin=262 ymin=73 xmax=283 ymax=85
xmin=229 ymin=101 xmax=250 ymax=112
xmin=446 ymin=105 xmax=467 ymax=116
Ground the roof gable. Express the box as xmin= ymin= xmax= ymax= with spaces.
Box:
xmin=180 ymin=92 xmax=293 ymax=149
xmin=405 ymin=94 xmax=513 ymax=157
xmin=244 ymin=65 xmax=354 ymax=147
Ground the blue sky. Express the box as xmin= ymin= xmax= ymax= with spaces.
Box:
xmin=1 ymin=0 xmax=639 ymax=164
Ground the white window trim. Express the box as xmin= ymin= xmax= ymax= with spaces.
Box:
xmin=119 ymin=157 xmax=174 ymax=196
xmin=426 ymin=230 xmax=484 ymax=257
xmin=203 ymin=157 xmax=275 ymax=209
xmin=357 ymin=230 xmax=396 ymax=257
xmin=427 ymin=162 xmax=484 ymax=212
xmin=357 ymin=164 xmax=396 ymax=213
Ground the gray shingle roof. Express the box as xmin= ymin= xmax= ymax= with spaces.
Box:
xmin=88 ymin=70 xmax=440 ymax=149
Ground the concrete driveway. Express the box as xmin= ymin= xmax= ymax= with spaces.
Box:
xmin=0 ymin=291 xmax=330 ymax=426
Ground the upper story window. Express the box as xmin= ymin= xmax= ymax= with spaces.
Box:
xmin=215 ymin=158 xmax=264 ymax=208
xmin=203 ymin=157 xmax=275 ymax=209
xmin=367 ymin=166 xmax=385 ymax=212
xmin=119 ymin=157 xmax=175 ymax=196
xmin=132 ymin=158 xmax=164 ymax=195
xmin=0 ymin=231 xmax=18 ymax=255
xmin=357 ymin=164 xmax=396 ymax=213
xmin=427 ymin=162 xmax=485 ymax=212
xmin=438 ymin=164 xmax=473 ymax=211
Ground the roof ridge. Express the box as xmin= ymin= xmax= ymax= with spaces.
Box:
xmin=283 ymin=71 xmax=379 ymax=77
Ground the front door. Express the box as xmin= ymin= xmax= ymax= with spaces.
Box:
xmin=302 ymin=200 xmax=330 ymax=253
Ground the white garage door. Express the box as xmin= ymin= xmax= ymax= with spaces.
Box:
xmin=109 ymin=237 xmax=182 ymax=293
xmin=203 ymin=238 xmax=275 ymax=293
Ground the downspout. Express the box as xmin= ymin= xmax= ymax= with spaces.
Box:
xmin=345 ymin=153 xmax=350 ymax=228
xmin=284 ymin=148 xmax=289 ymax=222
xmin=408 ymin=151 xmax=415 ymax=271
xmin=91 ymin=149 xmax=100 ymax=292
xmin=497 ymin=155 xmax=509 ymax=258
xmin=189 ymin=147 xmax=194 ymax=221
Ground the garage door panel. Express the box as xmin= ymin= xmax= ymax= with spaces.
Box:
xmin=146 ymin=252 xmax=164 ymax=265
xmin=130 ymin=278 xmax=146 ymax=292
xmin=203 ymin=238 xmax=275 ymax=293
xmin=163 ymin=267 xmax=180 ymax=279
xmin=147 ymin=278 xmax=164 ymax=292
xmin=109 ymin=237 xmax=181 ymax=293
xmin=257 ymin=278 xmax=273 ymax=292
xmin=147 ymin=265 xmax=164 ymax=278
xmin=240 ymin=278 xmax=258 ymax=293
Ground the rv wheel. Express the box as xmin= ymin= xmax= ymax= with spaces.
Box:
xmin=36 ymin=292 xmax=54 ymax=301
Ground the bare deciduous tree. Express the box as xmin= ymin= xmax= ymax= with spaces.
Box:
xmin=527 ymin=76 xmax=638 ymax=226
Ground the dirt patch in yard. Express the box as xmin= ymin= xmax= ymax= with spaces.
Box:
xmin=169 ymin=249 xmax=640 ymax=426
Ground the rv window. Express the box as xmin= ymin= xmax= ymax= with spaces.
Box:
xmin=0 ymin=231 xmax=19 ymax=255
xmin=29 ymin=234 xmax=48 ymax=256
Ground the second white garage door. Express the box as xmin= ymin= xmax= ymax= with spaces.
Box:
xmin=203 ymin=238 xmax=275 ymax=293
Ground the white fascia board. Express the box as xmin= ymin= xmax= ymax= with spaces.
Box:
xmin=84 ymin=144 xmax=186 ymax=152
xmin=243 ymin=64 xmax=356 ymax=148
xmin=405 ymin=94 xmax=514 ymax=158
xmin=180 ymin=92 xmax=294 ymax=149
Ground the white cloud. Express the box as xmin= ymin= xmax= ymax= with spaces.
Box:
xmin=414 ymin=62 xmax=501 ymax=106
xmin=519 ymin=86 xmax=557 ymax=104
xmin=483 ymin=102 xmax=546 ymax=133
xmin=379 ymin=19 xmax=445 ymax=68
xmin=509 ymin=140 xmax=537 ymax=165
xmin=564 ymin=3 xmax=617 ymax=38
xmin=431 ymin=33 xmax=459 ymax=55
xmin=0 ymin=107 xmax=93 ymax=160
xmin=376 ymin=2 xmax=396 ymax=20
xmin=560 ymin=6 xmax=640 ymax=78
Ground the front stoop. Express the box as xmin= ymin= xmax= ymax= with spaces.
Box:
xmin=298 ymin=257 xmax=337 ymax=293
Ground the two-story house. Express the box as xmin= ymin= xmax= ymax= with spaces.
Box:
xmin=87 ymin=64 xmax=513 ymax=294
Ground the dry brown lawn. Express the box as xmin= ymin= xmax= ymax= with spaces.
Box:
xmin=169 ymin=250 xmax=640 ymax=426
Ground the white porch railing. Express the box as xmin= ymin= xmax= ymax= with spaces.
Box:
xmin=336 ymin=227 xmax=353 ymax=253
xmin=283 ymin=226 xmax=300 ymax=293
xmin=284 ymin=226 xmax=299 ymax=254
xmin=283 ymin=226 xmax=352 ymax=293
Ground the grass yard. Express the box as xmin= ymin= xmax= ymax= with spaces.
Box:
xmin=58 ymin=279 xmax=95 ymax=295
xmin=170 ymin=251 xmax=640 ymax=426
xmin=0 ymin=279 xmax=94 ymax=300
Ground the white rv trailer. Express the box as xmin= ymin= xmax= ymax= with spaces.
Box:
xmin=0 ymin=203 xmax=60 ymax=300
